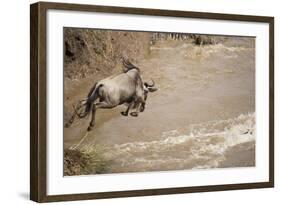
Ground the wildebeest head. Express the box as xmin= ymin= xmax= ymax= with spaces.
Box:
xmin=144 ymin=79 xmax=157 ymax=95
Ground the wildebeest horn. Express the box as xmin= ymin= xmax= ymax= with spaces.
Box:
xmin=145 ymin=79 xmax=155 ymax=87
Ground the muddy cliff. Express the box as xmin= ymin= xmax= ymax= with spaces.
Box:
xmin=64 ymin=28 xmax=151 ymax=79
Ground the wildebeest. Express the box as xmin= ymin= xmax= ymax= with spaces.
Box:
xmin=65 ymin=59 xmax=157 ymax=131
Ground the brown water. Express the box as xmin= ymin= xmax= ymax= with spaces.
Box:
xmin=64 ymin=38 xmax=255 ymax=173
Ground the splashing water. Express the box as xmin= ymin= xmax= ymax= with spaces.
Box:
xmin=102 ymin=113 xmax=255 ymax=173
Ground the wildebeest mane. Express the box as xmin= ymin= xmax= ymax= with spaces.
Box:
xmin=122 ymin=58 xmax=140 ymax=72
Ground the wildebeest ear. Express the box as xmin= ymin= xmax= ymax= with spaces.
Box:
xmin=148 ymin=87 xmax=157 ymax=92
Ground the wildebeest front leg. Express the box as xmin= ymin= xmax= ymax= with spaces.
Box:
xmin=130 ymin=101 xmax=142 ymax=117
xmin=87 ymin=102 xmax=116 ymax=131
xmin=139 ymin=102 xmax=145 ymax=112
xmin=139 ymin=94 xmax=148 ymax=112
xmin=121 ymin=102 xmax=133 ymax=116
xmin=131 ymin=96 xmax=147 ymax=116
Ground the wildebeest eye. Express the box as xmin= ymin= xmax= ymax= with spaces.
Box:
xmin=148 ymin=87 xmax=158 ymax=92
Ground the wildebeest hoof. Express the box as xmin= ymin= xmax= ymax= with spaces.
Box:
xmin=64 ymin=119 xmax=73 ymax=128
xmin=120 ymin=111 xmax=128 ymax=116
xmin=139 ymin=106 xmax=145 ymax=112
xmin=130 ymin=112 xmax=138 ymax=117
xmin=87 ymin=126 xmax=93 ymax=131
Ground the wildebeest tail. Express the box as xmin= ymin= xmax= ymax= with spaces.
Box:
xmin=74 ymin=83 xmax=102 ymax=118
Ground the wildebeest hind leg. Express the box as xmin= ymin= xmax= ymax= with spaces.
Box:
xmin=87 ymin=102 xmax=116 ymax=131
xmin=87 ymin=105 xmax=96 ymax=131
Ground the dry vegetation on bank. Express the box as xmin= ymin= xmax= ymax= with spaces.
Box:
xmin=64 ymin=146 xmax=111 ymax=176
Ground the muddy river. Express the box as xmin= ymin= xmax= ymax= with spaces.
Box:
xmin=64 ymin=38 xmax=255 ymax=173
